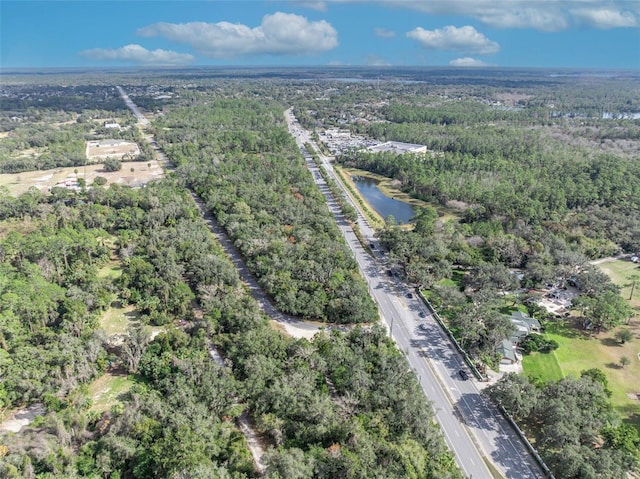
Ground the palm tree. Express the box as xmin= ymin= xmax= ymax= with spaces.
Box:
xmin=625 ymin=274 xmax=639 ymax=301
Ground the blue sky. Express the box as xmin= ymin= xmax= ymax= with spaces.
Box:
xmin=1 ymin=0 xmax=639 ymax=69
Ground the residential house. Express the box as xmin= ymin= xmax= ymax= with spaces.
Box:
xmin=498 ymin=339 xmax=517 ymax=364
xmin=496 ymin=311 xmax=541 ymax=364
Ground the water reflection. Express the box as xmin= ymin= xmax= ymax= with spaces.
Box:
xmin=351 ymin=176 xmax=417 ymax=224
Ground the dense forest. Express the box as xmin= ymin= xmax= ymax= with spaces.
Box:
xmin=330 ymin=87 xmax=640 ymax=244
xmin=314 ymin=77 xmax=640 ymax=337
xmin=486 ymin=371 xmax=640 ymax=478
xmin=0 ymin=179 xmax=460 ymax=478
xmin=1 ymin=69 xmax=639 ymax=478
xmin=296 ymin=74 xmax=640 ymax=476
xmin=153 ymin=95 xmax=377 ymax=323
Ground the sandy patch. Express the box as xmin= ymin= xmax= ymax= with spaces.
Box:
xmin=86 ymin=139 xmax=140 ymax=160
xmin=270 ymin=320 xmax=319 ymax=339
xmin=34 ymin=173 xmax=54 ymax=182
xmin=0 ymin=404 xmax=46 ymax=433
xmin=0 ymin=160 xmax=165 ymax=196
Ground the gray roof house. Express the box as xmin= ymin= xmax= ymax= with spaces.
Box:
xmin=498 ymin=339 xmax=517 ymax=364
xmin=496 ymin=311 xmax=541 ymax=364
xmin=510 ymin=311 xmax=541 ymax=340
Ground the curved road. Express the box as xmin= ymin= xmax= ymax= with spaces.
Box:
xmin=117 ymin=86 xmax=321 ymax=338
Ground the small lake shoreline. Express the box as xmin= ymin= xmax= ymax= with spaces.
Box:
xmin=350 ymin=174 xmax=417 ymax=224
xmin=339 ymin=167 xmax=462 ymax=226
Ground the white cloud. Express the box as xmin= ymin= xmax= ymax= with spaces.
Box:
xmin=570 ymin=7 xmax=638 ymax=28
xmin=324 ymin=1 xmax=640 ymax=31
xmin=365 ymin=54 xmax=391 ymax=66
xmin=79 ymin=44 xmax=194 ymax=65
xmin=449 ymin=57 xmax=491 ymax=67
xmin=407 ymin=25 xmax=500 ymax=55
xmin=138 ymin=12 xmax=338 ymax=58
xmin=473 ymin=5 xmax=570 ymax=31
xmin=394 ymin=1 xmax=569 ymax=31
xmin=293 ymin=1 xmax=328 ymax=11
xmin=374 ymin=27 xmax=396 ymax=38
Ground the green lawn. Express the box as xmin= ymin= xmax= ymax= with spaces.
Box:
xmin=598 ymin=259 xmax=640 ymax=311
xmin=533 ymin=319 xmax=640 ymax=429
xmin=100 ymin=301 xmax=139 ymax=335
xmin=521 ymin=350 xmax=564 ymax=382
xmin=596 ymin=258 xmax=640 ymax=428
xmin=437 ymin=278 xmax=457 ymax=288
xmin=88 ymin=372 xmax=135 ymax=413
xmin=521 ymin=259 xmax=640 ymax=428
xmin=97 ymin=259 xmax=122 ymax=280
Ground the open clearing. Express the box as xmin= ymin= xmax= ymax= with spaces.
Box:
xmin=87 ymin=371 xmax=134 ymax=414
xmin=97 ymin=259 xmax=123 ymax=280
xmin=521 ymin=349 xmax=564 ymax=382
xmin=523 ymin=258 xmax=640 ymax=427
xmin=534 ymin=318 xmax=640 ymax=428
xmin=101 ymin=301 xmax=138 ymax=336
xmin=599 ymin=259 xmax=640 ymax=311
xmin=0 ymin=159 xmax=164 ymax=196
xmin=86 ymin=139 xmax=140 ymax=160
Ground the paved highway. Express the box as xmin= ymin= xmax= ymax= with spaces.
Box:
xmin=285 ymin=109 xmax=544 ymax=479
xmin=116 ymin=86 xmax=149 ymax=126
xmin=118 ymin=85 xmax=542 ymax=478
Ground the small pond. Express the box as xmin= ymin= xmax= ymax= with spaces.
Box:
xmin=351 ymin=175 xmax=417 ymax=224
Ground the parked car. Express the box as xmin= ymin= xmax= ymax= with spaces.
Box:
xmin=418 ymin=323 xmax=428 ymax=331
xmin=458 ymin=369 xmax=469 ymax=380
xmin=419 ymin=311 xmax=427 ymax=318
xmin=406 ymin=292 xmax=413 ymax=299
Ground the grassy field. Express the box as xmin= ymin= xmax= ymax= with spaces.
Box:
xmin=101 ymin=301 xmax=138 ymax=336
xmin=540 ymin=320 xmax=640 ymax=428
xmin=87 ymin=371 xmax=135 ymax=413
xmin=599 ymin=259 xmax=640 ymax=311
xmin=521 ymin=349 xmax=564 ymax=382
xmin=0 ymin=160 xmax=164 ymax=196
xmin=436 ymin=269 xmax=466 ymax=290
xmin=597 ymin=258 xmax=640 ymax=426
xmin=437 ymin=278 xmax=457 ymax=288
xmin=97 ymin=259 xmax=123 ymax=280
xmin=97 ymin=258 xmax=139 ymax=335
xmin=521 ymin=258 xmax=640 ymax=427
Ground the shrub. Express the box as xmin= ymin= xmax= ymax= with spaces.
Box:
xmin=521 ymin=334 xmax=559 ymax=354
xmin=103 ymin=158 xmax=122 ymax=172
xmin=93 ymin=176 xmax=107 ymax=186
